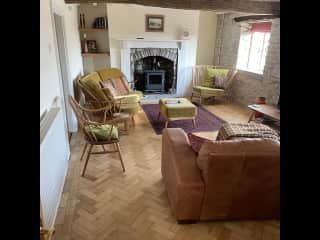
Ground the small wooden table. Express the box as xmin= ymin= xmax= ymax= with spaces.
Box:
xmin=248 ymin=104 xmax=280 ymax=122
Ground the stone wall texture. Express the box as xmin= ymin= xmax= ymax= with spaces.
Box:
xmin=213 ymin=14 xmax=280 ymax=106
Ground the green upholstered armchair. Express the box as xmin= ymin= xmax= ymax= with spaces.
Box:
xmin=190 ymin=65 xmax=238 ymax=104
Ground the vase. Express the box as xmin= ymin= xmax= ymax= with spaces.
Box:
xmin=255 ymin=97 xmax=266 ymax=118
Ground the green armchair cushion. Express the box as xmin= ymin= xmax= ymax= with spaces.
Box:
xmin=85 ymin=124 xmax=118 ymax=141
xmin=79 ymin=72 xmax=109 ymax=102
xmin=192 ymin=86 xmax=225 ymax=96
xmin=202 ymin=68 xmax=229 ymax=88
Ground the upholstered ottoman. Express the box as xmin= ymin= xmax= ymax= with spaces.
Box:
xmin=158 ymin=98 xmax=197 ymax=128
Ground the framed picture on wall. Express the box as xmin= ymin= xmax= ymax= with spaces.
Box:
xmin=145 ymin=15 xmax=164 ymax=32
xmin=87 ymin=40 xmax=97 ymax=53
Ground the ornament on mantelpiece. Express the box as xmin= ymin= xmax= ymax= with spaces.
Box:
xmin=181 ymin=28 xmax=190 ymax=40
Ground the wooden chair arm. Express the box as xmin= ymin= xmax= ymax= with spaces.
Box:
xmin=127 ymin=80 xmax=138 ymax=84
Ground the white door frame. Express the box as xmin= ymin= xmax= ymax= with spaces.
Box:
xmin=50 ymin=2 xmax=75 ymax=135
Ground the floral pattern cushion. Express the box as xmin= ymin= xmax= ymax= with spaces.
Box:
xmin=100 ymin=80 xmax=120 ymax=98
xmin=202 ymin=68 xmax=229 ymax=88
xmin=111 ymin=77 xmax=128 ymax=95
xmin=214 ymin=76 xmax=228 ymax=89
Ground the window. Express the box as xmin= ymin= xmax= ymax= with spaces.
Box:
xmin=236 ymin=22 xmax=272 ymax=74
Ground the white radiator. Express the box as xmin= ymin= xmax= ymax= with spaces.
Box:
xmin=40 ymin=107 xmax=70 ymax=228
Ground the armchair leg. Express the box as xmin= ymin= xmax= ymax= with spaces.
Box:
xmin=80 ymin=143 xmax=88 ymax=162
xmin=115 ymin=143 xmax=125 ymax=172
xmin=82 ymin=144 xmax=93 ymax=177
xmin=131 ymin=116 xmax=135 ymax=126
xmin=101 ymin=145 xmax=106 ymax=152
xmin=199 ymin=93 xmax=202 ymax=104
xmin=192 ymin=119 xmax=196 ymax=128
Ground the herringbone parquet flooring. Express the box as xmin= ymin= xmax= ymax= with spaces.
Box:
xmin=52 ymin=99 xmax=280 ymax=240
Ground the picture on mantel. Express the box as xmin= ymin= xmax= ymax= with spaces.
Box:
xmin=146 ymin=15 xmax=164 ymax=32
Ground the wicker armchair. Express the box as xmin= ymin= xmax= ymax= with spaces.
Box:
xmin=68 ymin=96 xmax=125 ymax=177
xmin=77 ymin=73 xmax=139 ymax=126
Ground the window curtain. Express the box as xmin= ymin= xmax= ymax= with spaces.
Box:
xmin=250 ymin=22 xmax=272 ymax=32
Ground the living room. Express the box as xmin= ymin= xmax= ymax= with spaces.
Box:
xmin=40 ymin=0 xmax=280 ymax=239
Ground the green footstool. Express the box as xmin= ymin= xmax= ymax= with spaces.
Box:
xmin=158 ymin=98 xmax=197 ymax=128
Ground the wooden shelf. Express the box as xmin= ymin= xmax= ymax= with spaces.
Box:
xmin=79 ymin=28 xmax=107 ymax=32
xmin=81 ymin=52 xmax=110 ymax=57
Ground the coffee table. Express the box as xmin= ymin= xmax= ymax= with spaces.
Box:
xmin=248 ymin=104 xmax=280 ymax=122
xmin=158 ymin=98 xmax=197 ymax=128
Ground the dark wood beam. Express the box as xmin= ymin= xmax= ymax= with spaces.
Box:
xmin=234 ymin=14 xmax=280 ymax=22
xmin=64 ymin=0 xmax=280 ymax=15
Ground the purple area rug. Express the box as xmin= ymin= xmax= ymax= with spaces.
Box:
xmin=141 ymin=102 xmax=226 ymax=135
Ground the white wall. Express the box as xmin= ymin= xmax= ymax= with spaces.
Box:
xmin=40 ymin=0 xmax=63 ymax=113
xmin=40 ymin=0 xmax=83 ymax=228
xmin=106 ymin=4 xmax=200 ymax=69
xmin=196 ymin=11 xmax=217 ymax=65
xmin=41 ymin=0 xmax=83 ymax=132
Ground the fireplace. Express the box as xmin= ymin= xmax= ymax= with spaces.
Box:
xmin=145 ymin=70 xmax=165 ymax=92
xmin=131 ymin=48 xmax=178 ymax=94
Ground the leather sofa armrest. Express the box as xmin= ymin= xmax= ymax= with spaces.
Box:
xmin=161 ymin=128 xmax=204 ymax=220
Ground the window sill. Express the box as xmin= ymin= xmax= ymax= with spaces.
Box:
xmin=237 ymin=69 xmax=263 ymax=80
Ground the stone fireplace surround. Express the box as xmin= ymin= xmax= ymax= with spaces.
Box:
xmin=119 ymin=39 xmax=192 ymax=97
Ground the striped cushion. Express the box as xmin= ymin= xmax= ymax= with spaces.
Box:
xmin=111 ymin=77 xmax=128 ymax=95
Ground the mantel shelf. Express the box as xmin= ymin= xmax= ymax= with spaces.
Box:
xmin=81 ymin=52 xmax=110 ymax=57
xmin=115 ymin=38 xmax=187 ymax=42
xmin=79 ymin=28 xmax=107 ymax=32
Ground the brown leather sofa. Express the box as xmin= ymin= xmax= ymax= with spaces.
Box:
xmin=161 ymin=128 xmax=280 ymax=222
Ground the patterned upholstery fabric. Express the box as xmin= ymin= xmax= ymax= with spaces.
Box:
xmin=120 ymin=76 xmax=130 ymax=93
xmin=111 ymin=77 xmax=128 ymax=95
xmin=100 ymin=79 xmax=120 ymax=98
xmin=214 ymin=76 xmax=227 ymax=89
xmin=217 ymin=122 xmax=280 ymax=142
xmin=159 ymin=98 xmax=197 ymax=119
xmin=85 ymin=124 xmax=118 ymax=141
xmin=187 ymin=133 xmax=212 ymax=154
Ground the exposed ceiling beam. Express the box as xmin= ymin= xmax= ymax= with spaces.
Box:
xmin=64 ymin=0 xmax=280 ymax=15
xmin=234 ymin=14 xmax=279 ymax=22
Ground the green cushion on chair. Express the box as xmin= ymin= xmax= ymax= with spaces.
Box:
xmin=85 ymin=124 xmax=119 ymax=141
xmin=202 ymin=68 xmax=229 ymax=88
xmin=193 ymin=86 xmax=225 ymax=95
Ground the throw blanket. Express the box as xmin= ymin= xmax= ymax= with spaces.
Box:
xmin=217 ymin=122 xmax=280 ymax=142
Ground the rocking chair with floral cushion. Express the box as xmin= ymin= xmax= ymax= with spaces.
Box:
xmin=190 ymin=65 xmax=238 ymax=104
xmin=68 ymin=96 xmax=126 ymax=177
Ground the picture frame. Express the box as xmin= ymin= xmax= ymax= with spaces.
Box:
xmin=145 ymin=15 xmax=164 ymax=32
xmin=86 ymin=40 xmax=97 ymax=53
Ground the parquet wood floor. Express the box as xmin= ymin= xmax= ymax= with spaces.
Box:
xmin=52 ymin=99 xmax=280 ymax=240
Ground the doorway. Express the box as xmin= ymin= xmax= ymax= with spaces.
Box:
xmin=53 ymin=13 xmax=72 ymax=139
